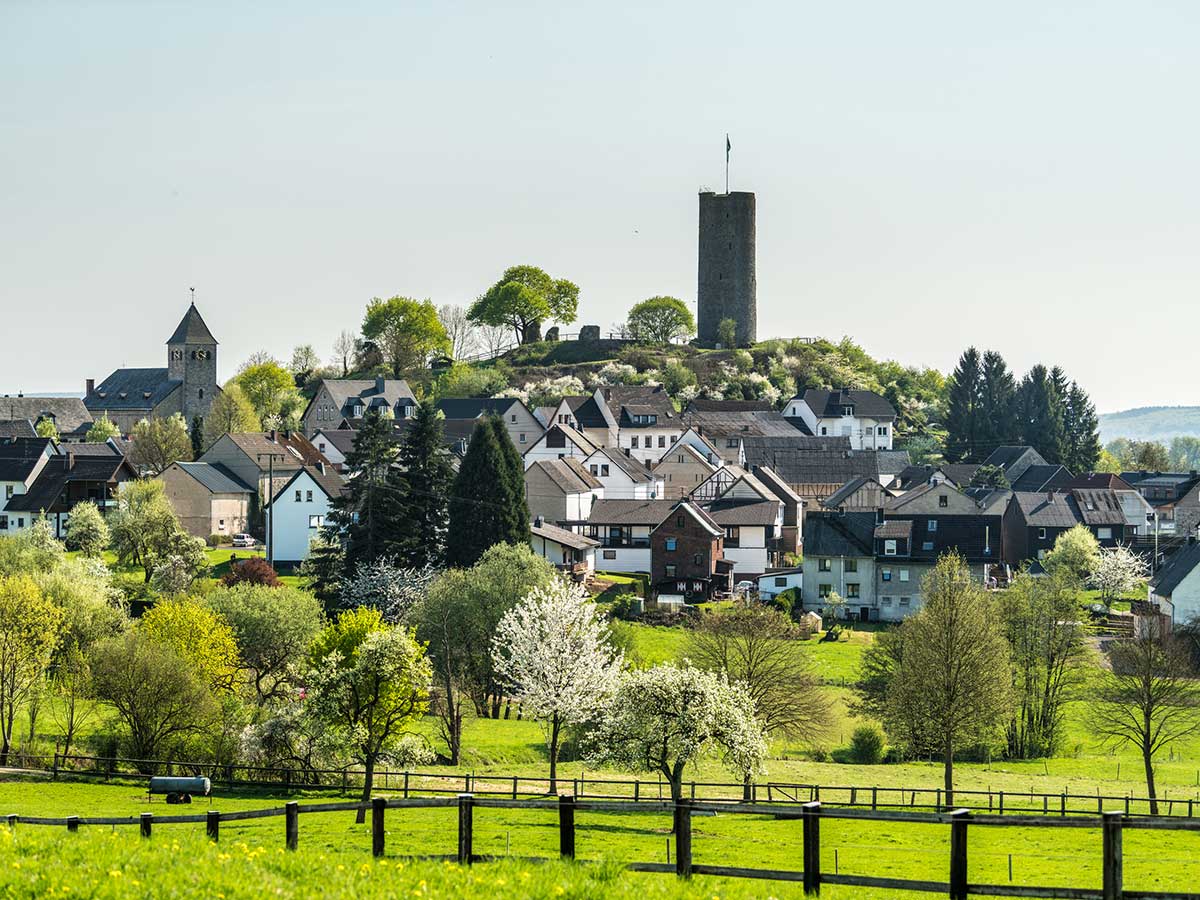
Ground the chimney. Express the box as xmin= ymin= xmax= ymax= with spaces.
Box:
xmin=316 ymin=461 xmax=325 ymax=475
xmin=534 ymin=514 xmax=544 ymax=528
xmin=66 ymin=450 xmax=75 ymax=471
xmin=85 ymin=378 xmax=95 ymax=396
xmin=375 ymin=375 xmax=386 ymax=394
xmin=1046 ymin=491 xmax=1055 ymax=503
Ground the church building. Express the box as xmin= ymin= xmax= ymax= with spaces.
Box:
xmin=84 ymin=304 xmax=220 ymax=435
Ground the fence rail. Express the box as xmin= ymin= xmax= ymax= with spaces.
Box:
xmin=5 ymin=794 xmax=1197 ymax=898
xmin=14 ymin=753 xmax=1200 ymax=819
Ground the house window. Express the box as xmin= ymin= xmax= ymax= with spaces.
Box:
xmin=665 ymin=538 xmax=677 ymax=551
xmin=938 ymin=495 xmax=948 ymax=508
xmin=775 ymin=576 xmax=787 ymax=587
xmin=309 ymin=515 xmax=324 ymax=528
xmin=665 ymin=564 xmax=676 ymax=578
xmin=726 ymin=438 xmax=739 ymax=449
xmin=0 ymin=516 xmax=6 ymax=530
xmin=693 ymin=553 xmax=703 ymax=566
xmin=881 ymin=596 xmax=893 ymax=606
xmin=658 ymin=435 xmax=666 ymax=448
xmin=884 ymin=539 xmax=897 ymax=556
xmin=899 ymin=569 xmax=910 ymax=582
xmin=519 ymin=433 xmax=527 ymax=444
xmin=818 ymin=558 xmax=832 ymax=572
xmin=820 ymin=427 xmax=828 ymax=435
xmin=845 ymin=559 xmax=858 ymax=573
xmin=601 ymin=465 xmax=610 ymax=477
xmin=603 ymin=550 xmax=616 ymax=560
xmin=318 ymin=442 xmax=326 ymax=452
xmin=843 ymin=406 xmax=854 ymax=416
xmin=725 ymin=526 xmax=740 ymax=547
xmin=1098 ymin=527 xmax=1113 ymax=540
xmin=1038 ymin=527 xmax=1047 ymax=540
xmin=818 ymin=584 xmax=832 ymax=598
xmin=353 ymin=404 xmax=364 ymax=417
xmin=882 ymin=568 xmax=892 ymax=582
xmin=590 ymin=465 xmax=599 ymax=475
xmin=510 ymin=414 xmax=517 ymax=423
xmin=900 ymin=597 xmax=911 ymax=606
xmin=305 ymin=491 xmax=313 ymax=502
xmin=922 ymin=541 xmax=934 ymax=551
xmin=878 ymin=426 xmax=888 ymax=436
xmin=631 ymin=436 xmax=639 ymax=449
xmin=676 ymin=516 xmax=685 ymax=527
xmin=927 ymin=519 xmax=938 ymax=532
xmin=294 ymin=490 xmax=302 ymax=502
xmin=218 ymin=519 xmax=226 ymax=531
xmin=846 ymin=583 xmax=860 ymax=599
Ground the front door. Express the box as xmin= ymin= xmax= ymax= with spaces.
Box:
xmin=861 ymin=606 xmax=871 ymax=622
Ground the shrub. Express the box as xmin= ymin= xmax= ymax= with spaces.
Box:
xmin=850 ymin=724 xmax=885 ymax=764
xmin=208 ymin=533 xmax=232 ymax=547
xmin=221 ymin=556 xmax=282 ymax=588
xmin=609 ymin=593 xmax=642 ymax=621
xmin=766 ymin=590 xmax=794 ymax=617
xmin=810 ymin=747 xmax=829 ymax=763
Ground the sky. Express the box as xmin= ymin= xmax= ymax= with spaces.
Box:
xmin=3 ymin=1 xmax=1199 ymax=414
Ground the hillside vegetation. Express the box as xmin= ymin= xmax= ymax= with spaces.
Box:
xmin=1099 ymin=406 xmax=1200 ymax=443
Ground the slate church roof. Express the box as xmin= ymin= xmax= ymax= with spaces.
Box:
xmin=166 ymin=303 xmax=218 ymax=345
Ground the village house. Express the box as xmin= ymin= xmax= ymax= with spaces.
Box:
xmin=888 ymin=463 xmax=980 ymax=493
xmin=530 ymin=517 xmax=599 ymax=581
xmin=1148 ymin=540 xmax=1200 ymax=627
xmin=524 ymin=458 xmax=603 ymax=525
xmin=0 ymin=397 xmax=94 ymax=442
xmin=199 ymin=431 xmax=331 ymax=501
xmin=264 ymin=463 xmax=344 ymax=565
xmin=820 ymin=476 xmax=895 ymax=512
xmin=84 ymin=304 xmax=219 ymax=436
xmin=1064 ymin=473 xmax=1156 ymax=536
xmin=1 ymin=449 xmax=137 ymax=537
xmin=583 ymin=498 xmax=678 ymax=573
xmin=522 ymin=423 xmax=600 ymax=468
xmin=583 ymin=447 xmax=663 ymax=499
xmin=649 ymin=500 xmax=733 ymax=601
xmin=652 ymin=442 xmax=721 ymax=499
xmin=1003 ymin=489 xmax=1128 ymax=564
xmin=0 ymin=438 xmax=56 ymax=534
xmin=1119 ymin=471 xmax=1200 ymax=536
xmin=757 ymin=567 xmax=803 ymax=600
xmin=695 ymin=470 xmax=784 ymax=578
xmin=601 ymin=385 xmax=682 ymax=465
xmin=436 ymin=398 xmax=543 ymax=451
xmin=301 ymin=377 xmax=416 ymax=434
xmin=801 ymin=511 xmax=877 ymax=618
xmin=158 ymin=461 xmax=254 ymax=539
xmin=783 ymin=388 xmax=896 ymax=450
xmin=681 ymin=402 xmax=805 ymax=463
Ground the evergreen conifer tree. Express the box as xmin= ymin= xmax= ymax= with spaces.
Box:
xmin=447 ymin=419 xmax=508 ymax=568
xmin=977 ymin=350 xmax=1019 ymax=457
xmin=489 ymin=417 xmax=531 ymax=545
xmin=1018 ymin=365 xmax=1066 ymax=464
xmin=325 ymin=410 xmax=403 ymax=574
xmin=390 ymin=399 xmax=455 ymax=568
xmin=945 ymin=347 xmax=982 ymax=462
xmin=190 ymin=415 xmax=205 ymax=459
xmin=1062 ymin=381 xmax=1102 ymax=474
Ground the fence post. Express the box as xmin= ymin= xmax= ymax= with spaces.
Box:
xmin=457 ymin=794 xmax=474 ymax=865
xmin=66 ymin=816 xmax=78 ymax=833
xmin=871 ymin=787 xmax=877 ymax=810
xmin=950 ymin=809 xmax=969 ymax=900
xmin=140 ymin=813 xmax=152 ymax=839
xmin=1102 ymin=811 xmax=1123 ymax=900
xmin=802 ymin=801 xmax=821 ymax=896
xmin=285 ymin=801 xmax=298 ymax=851
xmin=371 ymin=797 xmax=386 ymax=858
xmin=512 ymin=776 xmax=518 ymax=800
xmin=403 ymin=772 xmax=409 ymax=799
xmin=674 ymin=799 xmax=692 ymax=879
xmin=5 ymin=815 xmax=16 ymax=829
xmin=206 ymin=810 xmax=220 ymax=842
xmin=559 ymin=794 xmax=576 ymax=860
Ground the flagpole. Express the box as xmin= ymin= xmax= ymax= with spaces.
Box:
xmin=725 ymin=134 xmax=730 ymax=194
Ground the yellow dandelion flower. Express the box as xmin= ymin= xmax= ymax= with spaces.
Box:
xmin=108 ymin=870 xmax=122 ymax=878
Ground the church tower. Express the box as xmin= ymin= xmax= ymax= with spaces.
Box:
xmin=166 ymin=303 xmax=219 ymax=426
xmin=697 ymin=190 xmax=757 ymax=346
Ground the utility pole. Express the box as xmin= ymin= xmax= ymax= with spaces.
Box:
xmin=257 ymin=451 xmax=285 ymax=569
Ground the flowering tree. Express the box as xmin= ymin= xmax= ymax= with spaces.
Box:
xmin=1091 ymin=545 xmax=1150 ymax=604
xmin=585 ymin=663 xmax=767 ymax=802
xmin=336 ymin=558 xmax=438 ymax=623
xmin=492 ymin=580 xmax=623 ymax=793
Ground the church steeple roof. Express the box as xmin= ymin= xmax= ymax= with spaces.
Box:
xmin=166 ymin=303 xmax=218 ymax=346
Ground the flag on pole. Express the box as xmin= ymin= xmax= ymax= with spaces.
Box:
xmin=726 ymin=134 xmax=731 ymax=160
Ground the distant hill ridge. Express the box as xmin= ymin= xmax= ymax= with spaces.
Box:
xmin=1099 ymin=406 xmax=1200 ymax=443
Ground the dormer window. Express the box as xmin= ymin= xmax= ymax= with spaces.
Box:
xmin=843 ymin=406 xmax=854 ymax=416
xmin=938 ymin=495 xmax=948 ymax=508
xmin=353 ymin=404 xmax=365 ymax=417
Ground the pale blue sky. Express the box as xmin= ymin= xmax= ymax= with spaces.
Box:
xmin=3 ymin=1 xmax=1198 ymax=412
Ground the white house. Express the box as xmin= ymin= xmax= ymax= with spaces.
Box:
xmin=583 ymin=498 xmax=677 ymax=573
xmin=758 ymin=567 xmax=802 ymax=600
xmin=583 ymin=447 xmax=663 ymax=499
xmin=524 ymin=458 xmax=603 ymax=525
xmin=1149 ymin=542 xmax=1200 ymax=626
xmin=784 ymin=389 xmax=896 ymax=450
xmin=522 ymin=424 xmax=600 ymax=469
xmin=265 ymin=463 xmax=343 ymax=565
xmin=0 ymin=437 xmax=54 ymax=534
xmin=530 ymin=517 xmax=599 ymax=581
xmin=310 ymin=429 xmax=356 ymax=470
xmin=702 ymin=472 xmax=784 ymax=577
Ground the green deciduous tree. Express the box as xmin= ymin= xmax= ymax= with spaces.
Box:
xmin=128 ymin=414 xmax=193 ymax=475
xmin=585 ymin=663 xmax=767 ymax=802
xmin=308 ymin=608 xmax=432 ymax=822
xmin=234 ymin=361 xmax=301 ymax=427
xmin=361 ymin=296 xmax=450 ymax=377
xmin=64 ymin=501 xmax=109 ymax=557
xmin=468 ymin=265 xmax=579 ymax=345
xmin=204 ymin=383 xmax=260 ymax=448
xmin=109 ymin=480 xmax=187 ymax=583
xmin=885 ymin=553 xmax=1011 ymax=805
xmin=0 ymin=575 xmax=63 ymax=765
xmin=84 ymin=415 xmax=121 ymax=443
xmin=141 ymin=596 xmax=239 ymax=694
xmin=717 ymin=317 xmax=738 ymax=349
xmin=627 ymin=296 xmax=696 ymax=344
xmin=968 ymin=464 xmax=1010 ymax=490
xmin=34 ymin=418 xmax=59 ymax=441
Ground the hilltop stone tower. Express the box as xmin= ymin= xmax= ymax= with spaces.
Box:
xmin=166 ymin=303 xmax=219 ymax=425
xmin=697 ymin=190 xmax=757 ymax=346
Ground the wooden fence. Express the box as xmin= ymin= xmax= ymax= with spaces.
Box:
xmin=27 ymin=753 xmax=1200 ymax=819
xmin=5 ymin=794 xmax=1197 ymax=899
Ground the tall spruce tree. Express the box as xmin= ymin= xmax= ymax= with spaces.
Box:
xmin=390 ymin=399 xmax=456 ymax=568
xmin=945 ymin=347 xmax=982 ymax=462
xmin=190 ymin=416 xmax=205 ymax=458
xmin=1018 ymin=365 xmax=1066 ymax=465
xmin=1062 ymin=381 xmax=1102 ymax=474
xmin=447 ymin=419 xmax=527 ymax=568
xmin=977 ymin=350 xmax=1019 ymax=456
xmin=325 ymin=409 xmax=404 ymax=574
xmin=489 ymin=417 xmax=530 ymax=544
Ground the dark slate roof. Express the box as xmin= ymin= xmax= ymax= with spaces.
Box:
xmin=751 ymin=465 xmax=803 ymax=507
xmin=68 ymin=440 xmax=123 ymax=457
xmin=86 ymin=368 xmax=180 ymax=411
xmin=591 ymin=446 xmax=656 ymax=483
xmin=564 ymin=396 xmax=608 ymax=429
xmin=652 ymin=500 xmax=723 ymax=537
xmin=0 ymin=397 xmax=93 ymax=433
xmin=313 ymin=379 xmax=416 ymax=417
xmin=535 ymin=424 xmax=600 ymax=456
xmin=528 ymin=458 xmax=603 ymax=493
xmin=0 ymin=420 xmax=36 ymax=439
xmin=784 ymin=416 xmax=814 ymax=436
xmin=983 ymin=445 xmax=1047 ymax=472
xmin=1070 ymin=489 xmax=1127 ymax=526
xmin=742 ymin=443 xmax=909 ymax=485
xmin=531 ymin=520 xmax=600 ymax=550
xmin=821 ymin=476 xmax=876 ymax=509
xmin=799 ymin=389 xmax=897 ymax=420
xmin=171 ymin=462 xmax=254 ymax=494
xmin=803 ymin=512 xmax=876 ymax=557
xmin=0 ymin=438 xmax=53 ymax=482
xmin=588 ymin=498 xmax=677 ymax=526
xmin=314 ymin=429 xmax=358 ymax=456
xmin=436 ymin=398 xmax=522 ymax=420
xmin=1011 ymin=464 xmax=1074 ymax=493
xmin=874 ymin=519 xmax=913 ymax=539
xmin=685 ymin=399 xmax=777 ymax=413
xmin=896 ymin=514 xmax=1002 ymax=562
xmin=5 ymin=456 xmax=136 ymax=512
xmin=267 ymin=464 xmax=345 ymax=505
xmin=217 ymin=432 xmax=330 ymax=469
xmin=1010 ymin=492 xmax=1083 ymax=528
xmin=682 ymin=409 xmax=803 ymax=439
xmin=1064 ymin=473 xmax=1137 ymax=491
xmin=165 ymin=303 xmax=218 ymax=345
xmin=1152 ymin=542 xmax=1200 ymax=597
xmin=704 ymin=498 xmax=780 ymax=526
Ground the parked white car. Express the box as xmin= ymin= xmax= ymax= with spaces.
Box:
xmin=232 ymin=533 xmax=256 ymax=548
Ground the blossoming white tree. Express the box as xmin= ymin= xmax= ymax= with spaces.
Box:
xmin=585 ymin=663 xmax=768 ymax=802
xmin=491 ymin=579 xmax=623 ymax=793
xmin=1091 ymin=544 xmax=1150 ymax=605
